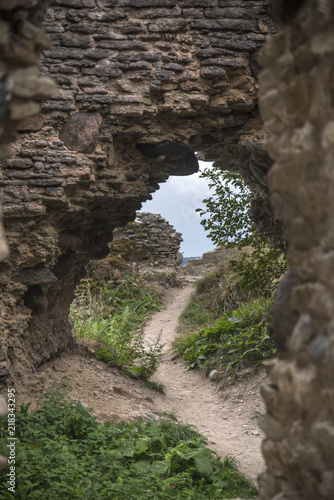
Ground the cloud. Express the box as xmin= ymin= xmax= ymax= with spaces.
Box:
xmin=141 ymin=162 xmax=215 ymax=256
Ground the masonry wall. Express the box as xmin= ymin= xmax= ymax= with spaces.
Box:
xmin=113 ymin=212 xmax=183 ymax=266
xmin=1 ymin=2 xmax=334 ymax=498
xmin=0 ymin=0 xmax=276 ymax=381
xmin=0 ymin=0 xmax=57 ymax=381
xmin=0 ymin=0 xmax=56 ymax=263
xmin=258 ymin=1 xmax=334 ymax=498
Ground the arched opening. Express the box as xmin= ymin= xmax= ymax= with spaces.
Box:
xmin=141 ymin=160 xmax=215 ymax=262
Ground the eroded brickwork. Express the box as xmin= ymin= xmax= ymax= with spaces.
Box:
xmin=0 ymin=0 xmax=57 ymax=380
xmin=0 ymin=0 xmax=276 ymax=379
xmin=0 ymin=0 xmax=58 ymax=470
xmin=259 ymin=1 xmax=334 ymax=498
xmin=0 ymin=0 xmax=56 ymax=262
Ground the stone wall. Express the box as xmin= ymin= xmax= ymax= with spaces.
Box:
xmin=0 ymin=0 xmax=58 ymax=470
xmin=258 ymin=1 xmax=334 ymax=498
xmin=113 ymin=212 xmax=183 ymax=266
xmin=0 ymin=0 xmax=56 ymax=263
xmin=0 ymin=0 xmax=276 ymax=379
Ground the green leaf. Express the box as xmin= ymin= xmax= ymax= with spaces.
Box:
xmin=135 ymin=438 xmax=150 ymax=453
xmin=148 ymin=459 xmax=171 ymax=475
xmin=194 ymin=451 xmax=214 ymax=478
xmin=131 ymin=459 xmax=151 ymax=472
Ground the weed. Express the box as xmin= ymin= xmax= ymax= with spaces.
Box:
xmin=144 ymin=380 xmax=166 ymax=393
xmin=176 ymin=261 xmax=254 ymax=341
xmin=251 ymin=410 xmax=261 ymax=420
xmin=71 ymin=274 xmax=164 ymax=379
xmin=161 ymin=410 xmax=179 ymax=421
xmin=0 ymin=387 xmax=257 ymax=499
xmin=175 ymin=297 xmax=276 ymax=374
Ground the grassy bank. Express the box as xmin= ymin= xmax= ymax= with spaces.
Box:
xmin=174 ymin=263 xmax=276 ymax=376
xmin=0 ymin=385 xmax=257 ymax=499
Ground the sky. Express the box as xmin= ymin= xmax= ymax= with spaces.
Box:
xmin=141 ymin=161 xmax=216 ymax=258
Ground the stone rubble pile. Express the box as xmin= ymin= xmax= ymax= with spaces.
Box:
xmin=113 ymin=212 xmax=183 ymax=267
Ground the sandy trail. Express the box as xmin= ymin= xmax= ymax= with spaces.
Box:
xmin=144 ymin=280 xmax=266 ymax=482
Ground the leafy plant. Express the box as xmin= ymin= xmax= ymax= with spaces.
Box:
xmin=196 ymin=167 xmax=288 ymax=296
xmin=71 ymin=274 xmax=164 ymax=380
xmin=175 ymin=298 xmax=275 ymax=373
xmin=176 ymin=259 xmax=253 ymax=340
xmin=0 ymin=387 xmax=257 ymax=499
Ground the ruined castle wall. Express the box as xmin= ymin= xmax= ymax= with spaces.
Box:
xmin=0 ymin=0 xmax=275 ymax=380
xmin=0 ymin=0 xmax=59 ymax=468
xmin=113 ymin=212 xmax=183 ymax=266
xmin=0 ymin=1 xmax=57 ymax=380
xmin=0 ymin=0 xmax=56 ymax=263
xmin=259 ymin=1 xmax=334 ymax=498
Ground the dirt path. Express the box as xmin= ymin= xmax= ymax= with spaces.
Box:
xmin=16 ymin=269 xmax=267 ymax=485
xmin=143 ymin=281 xmax=266 ymax=482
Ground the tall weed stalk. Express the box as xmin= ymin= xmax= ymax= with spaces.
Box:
xmin=71 ymin=274 xmax=164 ymax=379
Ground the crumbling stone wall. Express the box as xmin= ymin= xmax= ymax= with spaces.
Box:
xmin=0 ymin=1 xmax=57 ymax=381
xmin=259 ymin=1 xmax=334 ymax=498
xmin=0 ymin=0 xmax=277 ymax=379
xmin=0 ymin=0 xmax=58 ymax=470
xmin=113 ymin=212 xmax=183 ymax=266
xmin=0 ymin=0 xmax=56 ymax=262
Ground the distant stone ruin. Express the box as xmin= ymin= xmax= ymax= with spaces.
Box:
xmin=113 ymin=212 xmax=183 ymax=267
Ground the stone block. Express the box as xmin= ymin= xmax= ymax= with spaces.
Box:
xmin=13 ymin=267 xmax=57 ymax=286
xmin=59 ymin=112 xmax=102 ymax=154
xmin=120 ymin=0 xmax=177 ymax=7
xmin=53 ymin=0 xmax=96 ymax=7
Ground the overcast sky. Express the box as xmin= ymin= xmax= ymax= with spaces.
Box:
xmin=141 ymin=161 xmax=216 ymax=257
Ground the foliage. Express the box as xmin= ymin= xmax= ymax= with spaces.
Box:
xmin=196 ymin=169 xmax=255 ymax=248
xmin=177 ymin=295 xmax=222 ymax=336
xmin=175 ymin=298 xmax=275 ymax=374
xmin=144 ymin=380 xmax=166 ymax=393
xmin=196 ymin=167 xmax=288 ymax=296
xmin=0 ymin=385 xmax=257 ymax=499
xmin=71 ymin=274 xmax=164 ymax=380
xmin=176 ymin=261 xmax=253 ymax=339
xmin=142 ymin=271 xmax=183 ymax=289
xmin=229 ymin=246 xmax=288 ymax=297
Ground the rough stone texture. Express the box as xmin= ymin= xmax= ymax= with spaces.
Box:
xmin=0 ymin=0 xmax=277 ymax=380
xmin=0 ymin=0 xmax=58 ymax=261
xmin=0 ymin=0 xmax=58 ymax=382
xmin=59 ymin=112 xmax=103 ymax=154
xmin=113 ymin=212 xmax=183 ymax=266
xmin=0 ymin=0 xmax=57 ymax=471
xmin=258 ymin=1 xmax=334 ymax=498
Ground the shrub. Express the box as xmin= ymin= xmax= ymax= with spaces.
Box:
xmin=175 ymin=298 xmax=275 ymax=374
xmin=176 ymin=260 xmax=253 ymax=338
xmin=196 ymin=168 xmax=288 ymax=296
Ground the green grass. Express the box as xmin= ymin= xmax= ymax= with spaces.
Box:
xmin=0 ymin=385 xmax=257 ymax=499
xmin=144 ymin=380 xmax=166 ymax=393
xmin=176 ymin=262 xmax=253 ymax=339
xmin=175 ymin=297 xmax=275 ymax=374
xmin=177 ymin=295 xmax=222 ymax=334
xmin=71 ymin=273 xmax=164 ymax=380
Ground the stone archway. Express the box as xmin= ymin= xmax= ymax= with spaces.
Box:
xmin=0 ymin=0 xmax=277 ymax=380
xmin=1 ymin=1 xmax=334 ymax=499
